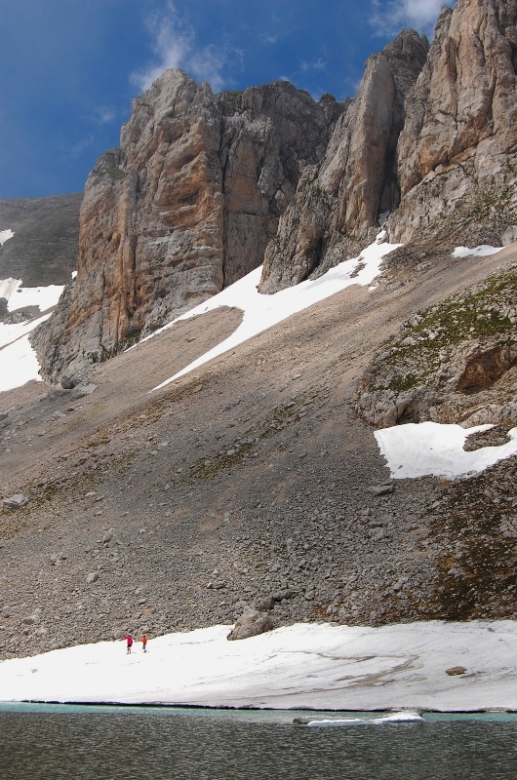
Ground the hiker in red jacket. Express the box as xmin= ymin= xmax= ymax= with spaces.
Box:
xmin=124 ymin=634 xmax=133 ymax=654
xmin=142 ymin=635 xmax=148 ymax=653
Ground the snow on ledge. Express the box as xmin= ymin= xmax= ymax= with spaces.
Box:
xmin=452 ymin=245 xmax=503 ymax=259
xmin=0 ymin=229 xmax=14 ymax=246
xmin=375 ymin=421 xmax=517 ymax=479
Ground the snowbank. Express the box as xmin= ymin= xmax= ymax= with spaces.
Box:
xmin=1 ymin=620 xmax=517 ymax=712
xmin=150 ymin=232 xmax=401 ymax=389
xmin=0 ymin=279 xmax=64 ymax=392
xmin=375 ymin=422 xmax=517 ymax=479
xmin=0 ymin=229 xmax=14 ymax=246
xmin=452 ymin=245 xmax=503 ymax=259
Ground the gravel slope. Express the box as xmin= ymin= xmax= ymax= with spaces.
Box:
xmin=1 ymin=244 xmax=517 ymax=659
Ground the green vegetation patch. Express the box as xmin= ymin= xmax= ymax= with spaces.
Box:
xmin=372 ymin=265 xmax=517 ymax=392
xmin=93 ymin=165 xmax=128 ymax=180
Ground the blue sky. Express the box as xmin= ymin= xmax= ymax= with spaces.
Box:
xmin=1 ymin=0 xmax=456 ymax=199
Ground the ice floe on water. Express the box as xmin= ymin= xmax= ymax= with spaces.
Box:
xmin=304 ymin=711 xmax=424 ymax=726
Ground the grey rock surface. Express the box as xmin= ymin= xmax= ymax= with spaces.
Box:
xmin=227 ymin=608 xmax=274 ymax=640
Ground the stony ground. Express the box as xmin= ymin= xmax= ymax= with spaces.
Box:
xmin=2 ymin=242 xmax=517 ymax=660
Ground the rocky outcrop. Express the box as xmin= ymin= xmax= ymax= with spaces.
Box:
xmin=357 ymin=0 xmax=517 ymax=431
xmin=357 ymin=262 xmax=517 ymax=429
xmin=227 ymin=608 xmax=274 ymax=640
xmin=258 ymin=30 xmax=429 ymax=292
xmin=33 ymin=72 xmax=340 ymax=382
xmin=389 ymin=0 xmax=517 ymax=244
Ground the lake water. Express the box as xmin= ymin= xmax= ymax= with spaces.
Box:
xmin=1 ymin=704 xmax=517 ymax=780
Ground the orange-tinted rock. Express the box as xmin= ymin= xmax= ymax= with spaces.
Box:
xmin=34 ymin=71 xmax=340 ymax=381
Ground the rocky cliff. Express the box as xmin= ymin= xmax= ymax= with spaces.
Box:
xmin=389 ymin=0 xmax=517 ymax=245
xmin=259 ymin=29 xmax=429 ymax=292
xmin=33 ymin=0 xmax=517 ymax=389
xmin=355 ymin=0 xmax=517 ymax=432
xmin=357 ymin=255 xmax=517 ymax=429
xmin=33 ymin=74 xmax=341 ymax=382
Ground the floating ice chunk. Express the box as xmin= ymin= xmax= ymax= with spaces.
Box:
xmin=306 ymin=711 xmax=424 ymax=726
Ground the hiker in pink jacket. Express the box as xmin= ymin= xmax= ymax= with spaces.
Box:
xmin=124 ymin=634 xmax=133 ymax=654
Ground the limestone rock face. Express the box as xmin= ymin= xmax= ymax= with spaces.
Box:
xmin=32 ymin=0 xmax=517 ymax=382
xmin=258 ymin=30 xmax=429 ymax=293
xmin=34 ymin=71 xmax=339 ymax=381
xmin=389 ymin=0 xmax=517 ymax=243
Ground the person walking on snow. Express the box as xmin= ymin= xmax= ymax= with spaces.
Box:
xmin=142 ymin=635 xmax=148 ymax=653
xmin=124 ymin=634 xmax=133 ymax=654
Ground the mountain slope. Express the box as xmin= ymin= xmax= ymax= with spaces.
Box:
xmin=1 ymin=239 xmax=517 ymax=659
xmin=0 ymin=194 xmax=81 ymax=287
xmin=2 ymin=0 xmax=517 ymax=661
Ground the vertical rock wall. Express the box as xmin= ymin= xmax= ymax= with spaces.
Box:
xmin=33 ymin=0 xmax=517 ymax=382
xmin=258 ymin=30 xmax=429 ymax=293
xmin=34 ymin=72 xmax=340 ymax=381
xmin=390 ymin=0 xmax=517 ymax=242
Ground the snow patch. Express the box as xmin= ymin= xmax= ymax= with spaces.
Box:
xmin=452 ymin=245 xmax=503 ymax=259
xmin=375 ymin=421 xmax=517 ymax=479
xmin=1 ymin=620 xmax=517 ymax=711
xmin=1 ymin=279 xmax=64 ymax=312
xmin=0 ymin=328 xmax=48 ymax=392
xmin=0 ymin=278 xmax=65 ymax=393
xmin=0 ymin=229 xmax=14 ymax=246
xmin=150 ymin=232 xmax=401 ymax=390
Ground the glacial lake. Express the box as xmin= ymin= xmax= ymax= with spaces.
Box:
xmin=1 ymin=704 xmax=517 ymax=779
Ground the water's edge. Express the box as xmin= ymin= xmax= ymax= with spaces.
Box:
xmin=3 ymin=701 xmax=517 ymax=723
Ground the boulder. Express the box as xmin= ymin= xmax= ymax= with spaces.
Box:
xmin=227 ymin=608 xmax=274 ymax=641
xmin=445 ymin=666 xmax=467 ymax=676
xmin=2 ymin=494 xmax=29 ymax=510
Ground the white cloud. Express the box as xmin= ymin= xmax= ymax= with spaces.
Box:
xmin=371 ymin=0 xmax=456 ymax=37
xmin=93 ymin=106 xmax=117 ymax=125
xmin=187 ymin=45 xmax=227 ymax=93
xmin=69 ymin=135 xmax=94 ymax=157
xmin=301 ymin=57 xmax=326 ymax=73
xmin=131 ymin=1 xmax=227 ymax=94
